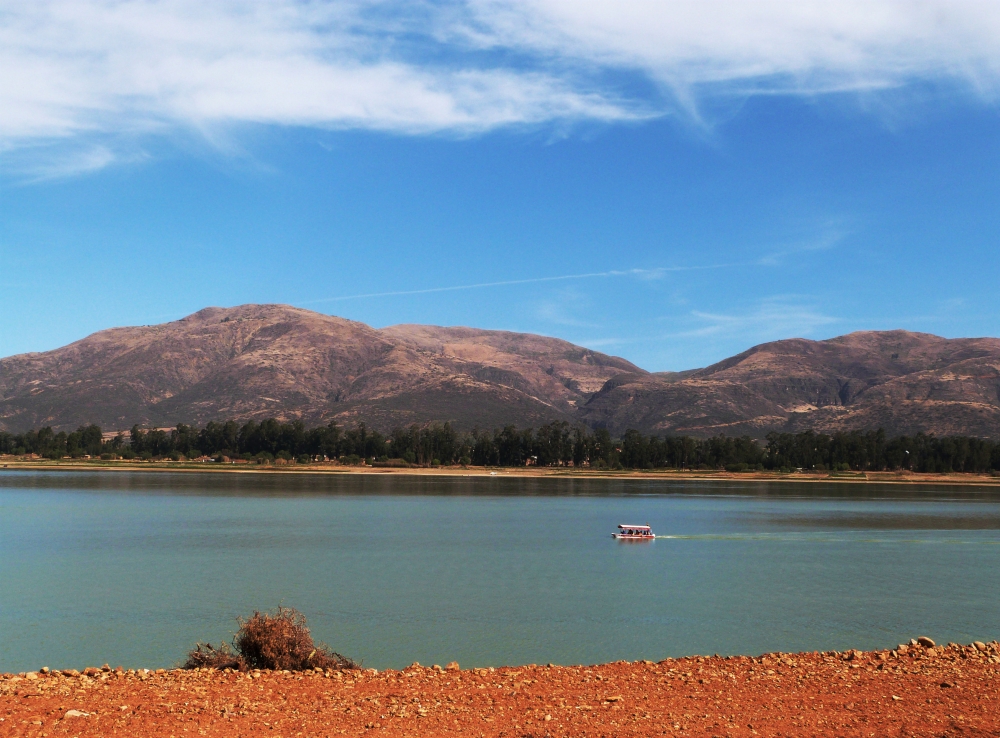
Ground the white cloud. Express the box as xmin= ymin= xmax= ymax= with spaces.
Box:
xmin=3 ymin=1 xmax=1000 ymax=175
xmin=682 ymin=296 xmax=838 ymax=340
xmin=463 ymin=1 xmax=1000 ymax=97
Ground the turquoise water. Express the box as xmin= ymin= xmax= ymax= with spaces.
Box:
xmin=2 ymin=470 xmax=999 ymax=673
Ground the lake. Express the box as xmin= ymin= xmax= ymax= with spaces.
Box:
xmin=2 ymin=469 xmax=999 ymax=673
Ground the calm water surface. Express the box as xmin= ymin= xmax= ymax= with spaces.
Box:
xmin=2 ymin=470 xmax=999 ymax=672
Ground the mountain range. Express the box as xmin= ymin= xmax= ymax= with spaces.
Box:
xmin=2 ymin=304 xmax=999 ymax=438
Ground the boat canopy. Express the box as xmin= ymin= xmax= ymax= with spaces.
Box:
xmin=618 ymin=524 xmax=651 ymax=530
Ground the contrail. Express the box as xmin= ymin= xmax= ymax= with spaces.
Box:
xmin=301 ymin=265 xmax=730 ymax=304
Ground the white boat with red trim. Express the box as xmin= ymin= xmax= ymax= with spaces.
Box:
xmin=612 ymin=524 xmax=654 ymax=540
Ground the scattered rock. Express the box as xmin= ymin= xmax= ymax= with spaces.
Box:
xmin=973 ymin=641 xmax=987 ymax=652
xmin=941 ymin=682 xmax=956 ymax=689
xmin=445 ymin=662 xmax=460 ymax=672
xmin=64 ymin=710 xmax=90 ymax=718
xmin=917 ymin=637 xmax=936 ymax=648
xmin=39 ymin=667 xmax=49 ymax=674
xmin=606 ymin=695 xmax=623 ymax=702
xmin=24 ymin=672 xmax=38 ymax=680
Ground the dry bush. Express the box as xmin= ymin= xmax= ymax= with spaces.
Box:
xmin=184 ymin=606 xmax=356 ymax=672
xmin=183 ymin=642 xmax=245 ymax=670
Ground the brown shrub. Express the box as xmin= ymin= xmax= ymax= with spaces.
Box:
xmin=183 ymin=642 xmax=246 ymax=670
xmin=184 ymin=607 xmax=356 ymax=672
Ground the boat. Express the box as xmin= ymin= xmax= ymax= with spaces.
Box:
xmin=612 ymin=523 xmax=654 ymax=540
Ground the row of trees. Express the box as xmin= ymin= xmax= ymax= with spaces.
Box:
xmin=3 ymin=420 xmax=1000 ymax=473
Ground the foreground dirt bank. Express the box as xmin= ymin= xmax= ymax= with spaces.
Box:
xmin=3 ymin=458 xmax=1000 ymax=487
xmin=3 ymin=641 xmax=998 ymax=737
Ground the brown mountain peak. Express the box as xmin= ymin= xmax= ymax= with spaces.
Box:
xmin=4 ymin=315 xmax=1000 ymax=439
xmin=0 ymin=306 xmax=639 ymax=433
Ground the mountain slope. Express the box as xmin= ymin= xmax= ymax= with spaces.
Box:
xmin=0 ymin=305 xmax=644 ymax=432
xmin=578 ymin=330 xmax=1000 ymax=437
xmin=4 ymin=310 xmax=1000 ymax=438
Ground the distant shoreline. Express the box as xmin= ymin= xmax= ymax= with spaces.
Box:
xmin=2 ymin=458 xmax=999 ymax=486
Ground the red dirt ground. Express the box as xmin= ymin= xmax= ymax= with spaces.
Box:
xmin=2 ymin=640 xmax=998 ymax=737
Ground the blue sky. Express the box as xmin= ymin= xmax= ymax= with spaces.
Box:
xmin=3 ymin=1 xmax=1000 ymax=371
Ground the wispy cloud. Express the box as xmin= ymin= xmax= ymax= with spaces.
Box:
xmin=534 ymin=288 xmax=602 ymax=329
xmin=552 ymin=295 xmax=839 ymax=351
xmin=301 ymin=265 xmax=714 ymax=304
xmin=4 ymin=2 xmax=1000 ymax=175
xmin=462 ymin=1 xmax=1000 ymax=97
xmin=757 ymin=224 xmax=846 ymax=266
xmin=681 ymin=296 xmax=839 ymax=340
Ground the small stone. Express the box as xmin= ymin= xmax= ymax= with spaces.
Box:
xmin=606 ymin=695 xmax=623 ymax=702
xmin=39 ymin=667 xmax=50 ymax=674
xmin=64 ymin=709 xmax=90 ymax=718
xmin=973 ymin=641 xmax=987 ymax=651
xmin=916 ymin=636 xmax=935 ymax=648
xmin=445 ymin=662 xmax=460 ymax=671
xmin=940 ymin=682 xmax=955 ymax=688
xmin=25 ymin=672 xmax=38 ymax=680
xmin=544 ymin=714 xmax=552 ymax=721
xmin=891 ymin=695 xmax=903 ymax=701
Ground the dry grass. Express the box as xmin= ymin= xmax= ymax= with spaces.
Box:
xmin=184 ymin=607 xmax=357 ymax=672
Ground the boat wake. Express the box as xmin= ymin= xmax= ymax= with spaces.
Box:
xmin=654 ymin=533 xmax=1000 ymax=544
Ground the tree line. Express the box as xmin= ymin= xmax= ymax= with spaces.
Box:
xmin=2 ymin=420 xmax=1000 ymax=473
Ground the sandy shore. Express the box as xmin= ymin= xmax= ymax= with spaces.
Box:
xmin=3 ymin=458 xmax=1000 ymax=487
xmin=3 ymin=640 xmax=998 ymax=736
